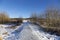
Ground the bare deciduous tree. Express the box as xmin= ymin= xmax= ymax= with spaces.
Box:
xmin=44 ymin=8 xmax=60 ymax=27
xmin=30 ymin=13 xmax=38 ymax=22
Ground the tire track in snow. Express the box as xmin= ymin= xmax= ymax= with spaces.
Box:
xmin=5 ymin=22 xmax=60 ymax=40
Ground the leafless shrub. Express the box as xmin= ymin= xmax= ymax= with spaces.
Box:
xmin=0 ymin=12 xmax=10 ymax=24
xmin=44 ymin=8 xmax=60 ymax=27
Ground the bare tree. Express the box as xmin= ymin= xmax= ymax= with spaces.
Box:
xmin=44 ymin=8 xmax=60 ymax=27
xmin=30 ymin=13 xmax=38 ymax=22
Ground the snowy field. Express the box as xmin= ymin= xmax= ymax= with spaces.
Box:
xmin=0 ymin=22 xmax=60 ymax=40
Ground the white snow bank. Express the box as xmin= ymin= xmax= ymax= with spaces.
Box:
xmin=29 ymin=24 xmax=60 ymax=40
xmin=0 ymin=24 xmax=12 ymax=27
xmin=0 ymin=25 xmax=9 ymax=40
xmin=1 ymin=22 xmax=60 ymax=40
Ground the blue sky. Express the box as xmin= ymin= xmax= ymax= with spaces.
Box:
xmin=0 ymin=0 xmax=60 ymax=18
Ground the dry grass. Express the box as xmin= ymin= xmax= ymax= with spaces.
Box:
xmin=0 ymin=35 xmax=3 ymax=40
xmin=42 ymin=26 xmax=60 ymax=36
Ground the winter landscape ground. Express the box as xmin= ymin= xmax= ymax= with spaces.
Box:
xmin=0 ymin=0 xmax=60 ymax=40
xmin=0 ymin=21 xmax=60 ymax=40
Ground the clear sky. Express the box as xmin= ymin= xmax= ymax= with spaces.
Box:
xmin=0 ymin=0 xmax=60 ymax=18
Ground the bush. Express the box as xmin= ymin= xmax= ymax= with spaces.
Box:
xmin=0 ymin=12 xmax=10 ymax=24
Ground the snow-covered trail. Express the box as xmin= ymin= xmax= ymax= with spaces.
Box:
xmin=5 ymin=22 xmax=60 ymax=40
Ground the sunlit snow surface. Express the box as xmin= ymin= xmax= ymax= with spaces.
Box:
xmin=0 ymin=22 xmax=60 ymax=40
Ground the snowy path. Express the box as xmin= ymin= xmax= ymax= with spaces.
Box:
xmin=5 ymin=22 xmax=60 ymax=40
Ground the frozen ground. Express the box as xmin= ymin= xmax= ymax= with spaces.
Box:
xmin=0 ymin=22 xmax=60 ymax=40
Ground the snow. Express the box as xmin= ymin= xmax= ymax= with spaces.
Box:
xmin=0 ymin=24 xmax=12 ymax=27
xmin=23 ymin=20 xmax=30 ymax=22
xmin=23 ymin=20 xmax=28 ymax=22
xmin=0 ymin=25 xmax=8 ymax=40
xmin=0 ymin=22 xmax=60 ymax=40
